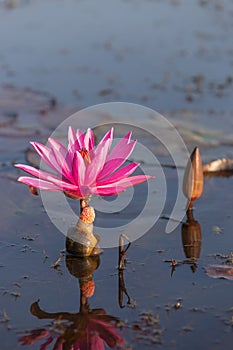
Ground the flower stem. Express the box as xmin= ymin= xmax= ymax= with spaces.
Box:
xmin=80 ymin=198 xmax=89 ymax=214
xmin=187 ymin=199 xmax=195 ymax=211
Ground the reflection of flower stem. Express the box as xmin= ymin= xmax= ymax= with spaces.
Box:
xmin=79 ymin=285 xmax=90 ymax=314
xmin=118 ymin=270 xmax=131 ymax=309
xmin=19 ymin=253 xmax=126 ymax=349
xmin=118 ymin=234 xmax=131 ymax=308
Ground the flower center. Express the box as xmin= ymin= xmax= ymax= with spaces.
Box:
xmin=79 ymin=148 xmax=91 ymax=164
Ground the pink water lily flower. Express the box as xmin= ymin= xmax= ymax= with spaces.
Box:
xmin=15 ymin=127 xmax=153 ymax=198
xmin=19 ymin=313 xmax=125 ymax=350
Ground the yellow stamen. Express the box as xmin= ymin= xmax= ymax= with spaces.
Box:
xmin=79 ymin=148 xmax=91 ymax=164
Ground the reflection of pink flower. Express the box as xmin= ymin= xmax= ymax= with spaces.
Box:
xmin=19 ymin=329 xmax=50 ymax=345
xmin=19 ymin=313 xmax=125 ymax=350
xmin=76 ymin=315 xmax=125 ymax=350
xmin=15 ymin=127 xmax=153 ymax=198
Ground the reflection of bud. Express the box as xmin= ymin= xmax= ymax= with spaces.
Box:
xmin=183 ymin=147 xmax=203 ymax=210
xmin=66 ymin=255 xmax=100 ymax=311
xmin=80 ymin=280 xmax=95 ymax=298
xmin=181 ymin=210 xmax=202 ymax=259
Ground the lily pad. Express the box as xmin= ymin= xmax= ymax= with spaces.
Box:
xmin=205 ymin=265 xmax=233 ymax=280
xmin=203 ymin=158 xmax=233 ymax=175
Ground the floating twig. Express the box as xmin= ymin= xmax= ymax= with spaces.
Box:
xmin=118 ymin=234 xmax=131 ymax=270
xmin=118 ymin=234 xmax=132 ymax=308
xmin=51 ymin=253 xmax=63 ymax=269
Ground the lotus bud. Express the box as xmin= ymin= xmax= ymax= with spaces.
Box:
xmin=183 ymin=147 xmax=204 ymax=210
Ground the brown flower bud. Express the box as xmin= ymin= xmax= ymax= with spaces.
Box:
xmin=183 ymin=147 xmax=203 ymax=209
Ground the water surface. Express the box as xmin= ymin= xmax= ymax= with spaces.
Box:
xmin=0 ymin=1 xmax=233 ymax=349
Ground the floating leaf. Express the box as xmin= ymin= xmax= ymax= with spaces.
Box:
xmin=203 ymin=158 xmax=233 ymax=177
xmin=205 ymin=265 xmax=233 ymax=280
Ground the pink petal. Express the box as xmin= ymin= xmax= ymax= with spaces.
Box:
xmin=52 ymin=336 xmax=64 ymax=350
xmin=97 ymin=140 xmax=136 ymax=181
xmin=99 ymin=128 xmax=113 ymax=144
xmin=84 ymin=128 xmax=95 ymax=150
xmin=15 ymin=164 xmax=78 ymax=191
xmin=48 ymin=138 xmax=69 ymax=160
xmin=89 ymin=319 xmax=124 ymax=348
xmin=68 ymin=126 xmax=78 ymax=163
xmin=48 ymin=138 xmax=73 ymax=182
xmin=75 ymin=334 xmax=105 ymax=350
xmin=40 ymin=336 xmax=54 ymax=350
xmin=69 ymin=129 xmax=86 ymax=156
xmin=107 ymin=132 xmax=133 ymax=160
xmin=88 ymin=336 xmax=105 ymax=350
xmin=72 ymin=151 xmax=86 ymax=186
xmin=18 ymin=177 xmax=61 ymax=191
xmin=108 ymin=139 xmax=136 ymax=163
xmin=30 ymin=142 xmax=62 ymax=174
xmin=68 ymin=126 xmax=77 ymax=149
xmin=87 ymin=128 xmax=113 ymax=162
xmin=112 ymin=174 xmax=154 ymax=187
xmin=85 ymin=139 xmax=111 ymax=186
xmin=92 ymin=186 xmax=126 ymax=196
xmin=92 ymin=128 xmax=113 ymax=156
xmin=96 ymin=159 xmax=122 ymax=181
xmin=97 ymin=162 xmax=139 ymax=185
xmin=94 ymin=175 xmax=154 ymax=196
xmin=64 ymin=189 xmax=83 ymax=199
xmin=76 ymin=129 xmax=85 ymax=149
xmin=19 ymin=330 xmax=49 ymax=345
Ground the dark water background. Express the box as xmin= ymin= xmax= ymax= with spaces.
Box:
xmin=0 ymin=0 xmax=233 ymax=349
xmin=1 ymin=0 xmax=233 ymax=112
